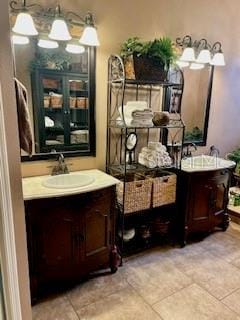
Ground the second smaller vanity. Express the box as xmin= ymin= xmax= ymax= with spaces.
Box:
xmin=22 ymin=169 xmax=119 ymax=302
xmin=178 ymin=155 xmax=235 ymax=246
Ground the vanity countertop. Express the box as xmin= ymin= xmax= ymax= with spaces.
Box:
xmin=22 ymin=169 xmax=120 ymax=201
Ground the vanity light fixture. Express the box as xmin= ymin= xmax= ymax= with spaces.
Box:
xmin=176 ymin=60 xmax=189 ymax=68
xmin=189 ymin=62 xmax=205 ymax=70
xmin=48 ymin=5 xmax=72 ymax=41
xmin=37 ymin=39 xmax=59 ymax=49
xmin=12 ymin=12 xmax=38 ymax=36
xmin=176 ymin=35 xmax=225 ymax=69
xmin=10 ymin=0 xmax=100 ymax=47
xmin=210 ymin=42 xmax=225 ymax=66
xmin=196 ymin=39 xmax=211 ymax=64
xmin=12 ymin=34 xmax=30 ymax=44
xmin=178 ymin=36 xmax=196 ymax=62
xmin=66 ymin=43 xmax=85 ymax=54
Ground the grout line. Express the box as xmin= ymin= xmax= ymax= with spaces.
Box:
xmin=65 ymin=295 xmax=81 ymax=320
xmin=65 ymin=278 xmax=130 ymax=311
xmin=126 ymin=279 xmax=164 ymax=320
xmin=219 ymin=287 xmax=240 ymax=301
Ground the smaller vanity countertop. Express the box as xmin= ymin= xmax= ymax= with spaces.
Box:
xmin=22 ymin=169 xmax=120 ymax=200
xmin=181 ymin=155 xmax=236 ymax=173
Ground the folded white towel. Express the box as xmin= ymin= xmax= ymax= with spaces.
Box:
xmin=45 ymin=116 xmax=54 ymax=127
xmin=138 ymin=153 xmax=157 ymax=168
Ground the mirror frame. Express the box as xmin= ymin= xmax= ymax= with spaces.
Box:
xmin=183 ymin=65 xmax=215 ymax=146
xmin=19 ymin=47 xmax=96 ymax=162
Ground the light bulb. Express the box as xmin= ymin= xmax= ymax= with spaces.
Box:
xmin=179 ymin=47 xmax=195 ymax=62
xmin=79 ymin=26 xmax=100 ymax=46
xmin=65 ymin=44 xmax=85 ymax=54
xmin=49 ymin=19 xmax=72 ymax=41
xmin=196 ymin=49 xmax=211 ymax=64
xmin=38 ymin=39 xmax=59 ymax=49
xmin=12 ymin=12 xmax=38 ymax=36
xmin=211 ymin=52 xmax=225 ymax=66
xmin=190 ymin=63 xmax=205 ymax=70
xmin=12 ymin=35 xmax=29 ymax=45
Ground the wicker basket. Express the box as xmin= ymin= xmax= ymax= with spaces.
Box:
xmin=44 ymin=95 xmax=50 ymax=108
xmin=151 ymin=171 xmax=176 ymax=208
xmin=50 ymin=96 xmax=63 ymax=108
xmin=69 ymin=97 xmax=76 ymax=109
xmin=116 ymin=173 xmax=152 ymax=214
xmin=76 ymin=97 xmax=86 ymax=109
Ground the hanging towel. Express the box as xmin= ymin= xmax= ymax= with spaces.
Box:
xmin=14 ymin=78 xmax=33 ymax=156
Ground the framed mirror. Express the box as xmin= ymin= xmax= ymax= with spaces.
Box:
xmin=181 ymin=65 xmax=214 ymax=146
xmin=13 ymin=38 xmax=96 ymax=161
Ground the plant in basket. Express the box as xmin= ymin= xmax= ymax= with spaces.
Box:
xmin=120 ymin=36 xmax=177 ymax=81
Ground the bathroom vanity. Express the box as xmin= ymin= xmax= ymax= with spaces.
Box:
xmin=22 ymin=170 xmax=119 ymax=301
xmin=178 ymin=156 xmax=235 ymax=245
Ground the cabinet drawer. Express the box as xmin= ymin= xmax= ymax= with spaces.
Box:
xmin=84 ymin=187 xmax=113 ymax=212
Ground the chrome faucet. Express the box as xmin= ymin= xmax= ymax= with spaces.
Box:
xmin=51 ymin=153 xmax=69 ymax=175
xmin=209 ymin=145 xmax=220 ymax=157
xmin=183 ymin=142 xmax=197 ymax=157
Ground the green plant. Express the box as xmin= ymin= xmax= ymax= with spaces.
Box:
xmin=30 ymin=50 xmax=72 ymax=71
xmin=120 ymin=36 xmax=177 ymax=68
xmin=227 ymin=148 xmax=240 ymax=163
xmin=184 ymin=127 xmax=203 ymax=142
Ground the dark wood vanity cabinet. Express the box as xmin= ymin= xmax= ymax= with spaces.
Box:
xmin=178 ymin=169 xmax=230 ymax=245
xmin=25 ymin=186 xmax=118 ymax=301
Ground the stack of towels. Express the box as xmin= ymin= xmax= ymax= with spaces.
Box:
xmin=138 ymin=142 xmax=172 ymax=168
xmin=131 ymin=109 xmax=153 ymax=127
xmin=70 ymin=130 xmax=89 ymax=144
xmin=118 ymin=101 xmax=154 ymax=127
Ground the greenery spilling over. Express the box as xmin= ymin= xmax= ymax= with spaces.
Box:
xmin=227 ymin=148 xmax=240 ymax=163
xmin=120 ymin=37 xmax=177 ymax=67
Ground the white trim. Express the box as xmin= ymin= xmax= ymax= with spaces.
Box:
xmin=0 ymin=83 xmax=23 ymax=320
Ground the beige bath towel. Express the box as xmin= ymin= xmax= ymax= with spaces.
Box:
xmin=14 ymin=78 xmax=33 ymax=156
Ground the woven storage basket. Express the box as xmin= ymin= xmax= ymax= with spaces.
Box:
xmin=69 ymin=97 xmax=76 ymax=109
xmin=151 ymin=171 xmax=177 ymax=208
xmin=50 ymin=96 xmax=63 ymax=108
xmin=44 ymin=95 xmax=50 ymax=108
xmin=116 ymin=173 xmax=152 ymax=214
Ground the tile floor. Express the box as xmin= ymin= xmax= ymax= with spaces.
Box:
xmin=32 ymin=223 xmax=240 ymax=320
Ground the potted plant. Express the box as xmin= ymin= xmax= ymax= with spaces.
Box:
xmin=120 ymin=37 xmax=177 ymax=81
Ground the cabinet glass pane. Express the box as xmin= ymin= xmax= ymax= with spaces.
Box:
xmin=68 ymin=79 xmax=89 ymax=145
xmin=42 ymin=76 xmax=65 ymax=147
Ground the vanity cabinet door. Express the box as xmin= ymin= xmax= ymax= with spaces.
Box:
xmin=209 ymin=171 xmax=229 ymax=227
xmin=184 ymin=170 xmax=230 ymax=238
xmin=82 ymin=188 xmax=113 ymax=271
xmin=25 ymin=198 xmax=81 ymax=279
xmin=188 ymin=174 xmax=213 ymax=232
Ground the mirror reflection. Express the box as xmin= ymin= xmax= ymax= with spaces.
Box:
xmin=13 ymin=37 xmax=96 ymax=160
xmin=181 ymin=65 xmax=213 ymax=145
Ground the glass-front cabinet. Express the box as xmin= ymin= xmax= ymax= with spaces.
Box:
xmin=31 ymin=68 xmax=94 ymax=154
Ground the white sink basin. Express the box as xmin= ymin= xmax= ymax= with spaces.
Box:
xmin=181 ymin=155 xmax=235 ymax=172
xmin=42 ymin=173 xmax=95 ymax=189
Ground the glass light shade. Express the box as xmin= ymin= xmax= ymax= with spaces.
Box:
xmin=38 ymin=39 xmax=59 ymax=49
xmin=210 ymin=52 xmax=225 ymax=66
xmin=179 ymin=47 xmax=195 ymax=62
xmin=66 ymin=44 xmax=85 ymax=54
xmin=12 ymin=35 xmax=29 ymax=45
xmin=48 ymin=19 xmax=72 ymax=41
xmin=12 ymin=12 xmax=38 ymax=36
xmin=176 ymin=60 xmax=189 ymax=68
xmin=196 ymin=49 xmax=211 ymax=64
xmin=79 ymin=26 xmax=100 ymax=46
xmin=190 ymin=62 xmax=205 ymax=70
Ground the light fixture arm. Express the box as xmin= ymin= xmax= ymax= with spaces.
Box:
xmin=211 ymin=42 xmax=223 ymax=53
xmin=65 ymin=11 xmax=88 ymax=26
xmin=10 ymin=0 xmax=42 ymax=12
xmin=176 ymin=35 xmax=192 ymax=48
